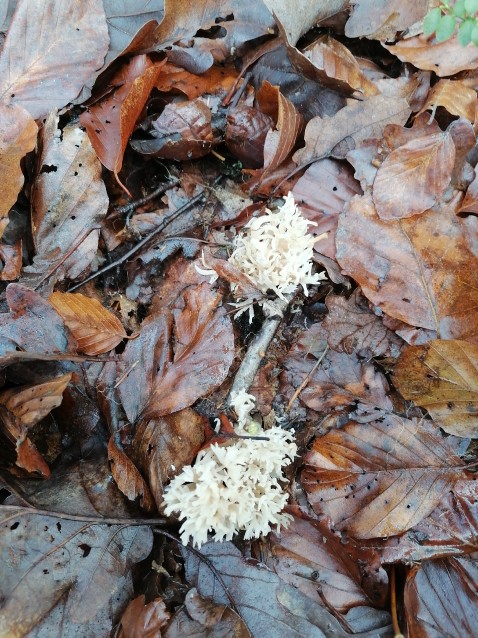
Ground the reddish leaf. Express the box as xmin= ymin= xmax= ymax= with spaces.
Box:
xmin=107 ymin=438 xmax=155 ymax=512
xmin=0 ymin=103 xmax=37 ymax=224
xmin=119 ymin=595 xmax=170 ymax=638
xmin=372 ymin=129 xmax=455 ymax=220
xmin=80 ymin=55 xmax=164 ymax=182
xmin=225 ymin=106 xmax=274 ymax=168
xmin=132 ymin=409 xmax=206 ymax=506
xmin=291 ymin=158 xmax=362 ymax=260
xmin=322 ymin=290 xmax=402 ymax=358
xmin=293 ymin=95 xmax=410 ymax=166
xmin=336 ymin=193 xmax=478 ymax=341
xmin=0 ymin=0 xmax=109 ymax=119
xmin=49 ymin=291 xmax=126 ymax=355
xmin=25 ymin=112 xmax=109 ymax=287
xmin=458 ymin=170 xmax=478 ymax=215
xmin=156 ymin=62 xmax=238 ymax=100
xmin=131 ymin=98 xmax=219 ymax=160
xmin=404 ymin=557 xmax=478 ymax=638
xmin=303 ymin=417 xmax=464 ymax=539
xmin=393 ymin=339 xmax=478 ymax=438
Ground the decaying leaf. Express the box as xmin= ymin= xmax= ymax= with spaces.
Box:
xmin=108 ymin=437 xmax=155 ymax=512
xmin=25 ymin=112 xmax=109 ymax=286
xmin=0 ymin=508 xmax=153 ymax=636
xmin=119 ymin=595 xmax=171 ymax=638
xmin=156 ymin=62 xmax=238 ymax=100
xmin=404 ymin=557 xmax=478 ymax=638
xmin=225 ymin=105 xmax=274 ymax=168
xmin=293 ymin=95 xmax=410 ymax=166
xmin=50 ymin=291 xmax=126 ymax=355
xmin=303 ymin=416 xmax=464 ymax=539
xmin=393 ymin=339 xmax=478 ymax=437
xmin=416 ymin=79 xmax=477 ymax=123
xmin=345 ymin=0 xmax=428 ymax=40
xmin=0 ymin=102 xmax=37 ymax=224
xmin=0 ymin=0 xmax=109 ymax=119
xmin=336 ymin=193 xmax=478 ymax=341
xmin=80 ymin=55 xmax=164 ymax=183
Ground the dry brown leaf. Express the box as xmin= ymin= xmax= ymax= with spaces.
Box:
xmin=345 ymin=0 xmax=428 ymax=40
xmin=0 ymin=0 xmax=109 ymax=119
xmin=384 ymin=35 xmax=478 ymax=76
xmin=24 ymin=112 xmax=109 ymax=287
xmin=303 ymin=416 xmax=464 ymax=539
xmin=225 ymin=106 xmax=274 ymax=168
xmin=107 ymin=438 xmax=155 ymax=512
xmin=372 ymin=129 xmax=455 ymax=220
xmin=336 ymin=193 xmax=478 ymax=341
xmin=393 ymin=339 xmax=478 ymax=437
xmin=0 ymin=103 xmax=37 ymax=225
xmin=459 ymin=170 xmax=478 ymax=215
xmin=49 ymin=291 xmax=126 ymax=355
xmin=80 ymin=55 xmax=164 ymax=185
xmin=247 ymin=83 xmax=302 ymax=189
xmin=132 ymin=409 xmax=206 ymax=507
xmin=293 ymin=95 xmax=410 ymax=166
xmin=155 ymin=62 xmax=238 ymax=99
xmin=416 ymin=79 xmax=477 ymax=123
xmin=404 ymin=557 xmax=478 ymax=638
xmin=119 ymin=595 xmax=170 ymax=638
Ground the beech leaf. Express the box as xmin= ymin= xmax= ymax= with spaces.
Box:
xmin=49 ymin=291 xmax=127 ymax=355
xmin=107 ymin=437 xmax=156 ymax=512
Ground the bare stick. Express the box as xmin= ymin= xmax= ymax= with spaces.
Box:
xmin=0 ymin=504 xmax=166 ymax=526
xmin=286 ymin=345 xmax=328 ymax=411
xmin=113 ymin=179 xmax=180 ymax=217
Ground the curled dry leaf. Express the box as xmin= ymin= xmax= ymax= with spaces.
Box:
xmin=80 ymin=55 xmax=164 ymax=183
xmin=0 ymin=509 xmax=153 ymax=635
xmin=404 ymin=557 xmax=478 ymax=638
xmin=25 ymin=113 xmax=109 ymax=286
xmin=119 ymin=595 xmax=170 ymax=638
xmin=132 ymin=409 xmax=206 ymax=507
xmin=372 ymin=128 xmax=455 ymax=220
xmin=0 ymin=0 xmax=109 ymax=119
xmin=107 ymin=437 xmax=155 ymax=512
xmin=0 ymin=102 xmax=37 ymax=224
xmin=416 ymin=79 xmax=477 ymax=123
xmin=131 ymin=98 xmax=219 ymax=160
xmin=393 ymin=339 xmax=478 ymax=438
xmin=293 ymin=95 xmax=410 ymax=167
xmin=303 ymin=416 xmax=464 ymax=539
xmin=336 ymin=193 xmax=478 ymax=341
xmin=0 ymin=373 xmax=71 ymax=477
xmin=49 ymin=291 xmax=126 ymax=355
xmin=225 ymin=105 xmax=274 ymax=168
xmin=156 ymin=62 xmax=238 ymax=100
xmin=384 ymin=35 xmax=478 ymax=77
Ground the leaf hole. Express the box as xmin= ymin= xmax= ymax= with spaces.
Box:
xmin=79 ymin=543 xmax=91 ymax=557
xmin=10 ymin=522 xmax=19 ymax=530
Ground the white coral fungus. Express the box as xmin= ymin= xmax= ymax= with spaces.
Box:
xmin=162 ymin=427 xmax=297 ymax=548
xmin=228 ymin=192 xmax=326 ymax=301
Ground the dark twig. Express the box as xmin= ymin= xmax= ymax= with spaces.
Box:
xmin=68 ymin=177 xmax=222 ymax=292
xmin=113 ymin=179 xmax=180 ymax=217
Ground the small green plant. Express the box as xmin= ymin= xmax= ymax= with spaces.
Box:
xmin=423 ymin=0 xmax=478 ymax=45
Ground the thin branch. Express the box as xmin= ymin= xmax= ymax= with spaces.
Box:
xmin=112 ymin=179 xmax=180 ymax=217
xmin=286 ymin=345 xmax=328 ymax=411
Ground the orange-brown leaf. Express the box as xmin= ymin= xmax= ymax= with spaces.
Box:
xmin=107 ymin=438 xmax=155 ymax=512
xmin=49 ymin=291 xmax=126 ymax=355
xmin=80 ymin=55 xmax=164 ymax=179
xmin=0 ymin=103 xmax=37 ymax=225
xmin=303 ymin=416 xmax=464 ymax=538
xmin=155 ymin=62 xmax=238 ymax=99
xmin=417 ymin=79 xmax=477 ymax=123
xmin=119 ymin=595 xmax=170 ymax=638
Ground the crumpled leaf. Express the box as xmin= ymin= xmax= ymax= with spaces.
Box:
xmin=165 ymin=587 xmax=251 ymax=637
xmin=50 ymin=291 xmax=126 ymax=355
xmin=0 ymin=373 xmax=71 ymax=478
xmin=0 ymin=508 xmax=153 ymax=636
xmin=119 ymin=595 xmax=171 ymax=638
xmin=416 ymin=79 xmax=477 ymax=123
xmin=322 ymin=290 xmax=402 ymax=358
xmin=107 ymin=437 xmax=155 ymax=512
xmin=0 ymin=0 xmax=109 ymax=119
xmin=345 ymin=0 xmax=428 ymax=40
xmin=80 ymin=55 xmax=164 ymax=184
xmin=303 ymin=416 xmax=464 ymax=539
xmin=263 ymin=508 xmax=388 ymax=612
xmin=293 ymin=95 xmax=410 ymax=166
xmin=404 ymin=557 xmax=478 ymax=638
xmin=336 ymin=193 xmax=478 ymax=341
xmin=156 ymin=62 xmax=238 ymax=100
xmin=184 ymin=541 xmax=392 ymax=637
xmin=132 ymin=409 xmax=206 ymax=507
xmin=393 ymin=339 xmax=478 ymax=438
xmin=372 ymin=127 xmax=455 ymax=220
xmin=384 ymin=34 xmax=478 ymax=77
xmin=131 ymin=98 xmax=219 ymax=160
xmin=24 ymin=113 xmax=109 ymax=287
xmin=225 ymin=105 xmax=274 ymax=168
xmin=0 ymin=103 xmax=37 ymax=225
